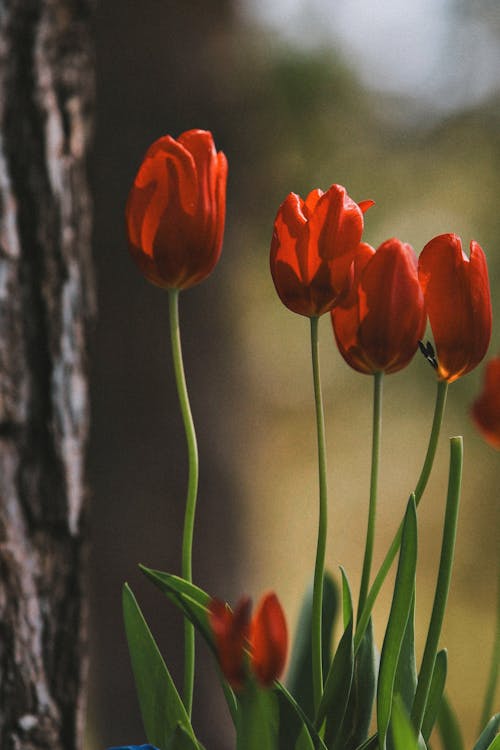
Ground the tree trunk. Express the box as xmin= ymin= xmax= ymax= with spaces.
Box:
xmin=0 ymin=1 xmax=95 ymax=748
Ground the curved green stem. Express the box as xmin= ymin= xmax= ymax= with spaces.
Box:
xmin=310 ymin=316 xmax=329 ymax=713
xmin=411 ymin=436 xmax=463 ymax=732
xmin=357 ymin=371 xmax=383 ymax=619
xmin=479 ymin=549 xmax=500 ymax=729
xmin=168 ymin=288 xmax=199 ymax=718
xmin=413 ymin=380 xmax=448 ymax=503
xmin=355 ymin=379 xmax=448 ymax=652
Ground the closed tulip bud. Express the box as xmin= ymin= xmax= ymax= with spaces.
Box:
xmin=126 ymin=129 xmax=227 ymax=290
xmin=418 ymin=234 xmax=492 ymax=383
xmin=270 ymin=184 xmax=373 ymax=317
xmin=208 ymin=592 xmax=288 ymax=690
xmin=332 ymin=238 xmax=426 ymax=374
xmin=471 ymin=356 xmax=500 ymax=449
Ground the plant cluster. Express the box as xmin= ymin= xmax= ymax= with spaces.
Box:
xmin=111 ymin=129 xmax=499 ymax=750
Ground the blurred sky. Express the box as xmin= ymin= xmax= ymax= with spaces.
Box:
xmin=241 ymin=0 xmax=500 ymax=115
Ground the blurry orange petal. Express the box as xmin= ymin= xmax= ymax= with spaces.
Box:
xmin=250 ymin=593 xmax=288 ymax=687
xmin=208 ymin=596 xmax=251 ymax=690
xmin=471 ymin=357 xmax=500 ymax=449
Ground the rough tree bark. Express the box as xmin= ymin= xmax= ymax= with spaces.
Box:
xmin=0 ymin=1 xmax=95 ymax=748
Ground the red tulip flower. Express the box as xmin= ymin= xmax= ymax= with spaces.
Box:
xmin=208 ymin=596 xmax=251 ymax=690
xmin=332 ymin=239 xmax=426 ymax=374
xmin=270 ymin=185 xmax=374 ymax=317
xmin=126 ymin=129 xmax=227 ymax=290
xmin=418 ymin=234 xmax=492 ymax=383
xmin=471 ymin=357 xmax=500 ymax=449
xmin=249 ymin=593 xmax=288 ymax=687
xmin=208 ymin=592 xmax=288 ymax=690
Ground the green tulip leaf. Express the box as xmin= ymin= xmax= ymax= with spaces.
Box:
xmin=122 ymin=583 xmax=195 ymax=749
xmin=436 ymin=693 xmax=464 ymax=750
xmin=275 ymin=682 xmax=328 ymax=750
xmin=377 ymin=496 xmax=418 ymax=750
xmin=390 ymin=696 xmax=426 ymax=750
xmin=387 ymin=593 xmax=418 ymax=750
xmin=340 ymin=567 xmax=353 ymax=629
xmin=286 ymin=571 xmax=339 ymax=720
xmin=421 ymin=648 xmax=447 ymax=742
xmin=473 ymin=714 xmax=500 ymax=750
xmin=393 ymin=592 xmax=417 ymax=711
xmin=165 ymin=723 xmax=206 ymax=750
xmin=353 ymin=734 xmax=378 ymax=750
xmin=140 ymin=566 xmax=213 ymax=648
xmin=139 ymin=566 xmax=239 ymax=724
xmin=331 ymin=617 xmax=377 ymax=750
xmin=317 ymin=617 xmax=353 ymax=746
xmin=485 ymin=736 xmax=500 ymax=750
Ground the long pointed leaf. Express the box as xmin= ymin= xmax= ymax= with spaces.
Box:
xmin=287 ymin=572 xmax=339 ymax=720
xmin=122 ymin=584 xmax=195 ymax=749
xmin=388 ymin=594 xmax=418 ymax=750
xmin=377 ymin=497 xmax=418 ymax=750
xmin=390 ymin=697 xmax=419 ymax=750
xmin=341 ymin=567 xmax=353 ymax=629
xmin=353 ymin=734 xmax=378 ymax=750
xmin=165 ymin=724 xmax=206 ymax=750
xmin=332 ymin=618 xmax=377 ymax=750
xmin=275 ymin=683 xmax=328 ymax=750
xmin=437 ymin=693 xmax=465 ymax=750
xmin=421 ymin=648 xmax=447 ymax=742
xmin=140 ymin=567 xmax=213 ymax=647
xmin=473 ymin=714 xmax=500 ymax=750
xmin=485 ymin=736 xmax=500 ymax=750
xmin=140 ymin=567 xmax=239 ymax=723
xmin=317 ymin=616 xmax=353 ymax=740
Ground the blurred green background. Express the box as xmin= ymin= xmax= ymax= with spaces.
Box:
xmin=87 ymin=1 xmax=499 ymax=748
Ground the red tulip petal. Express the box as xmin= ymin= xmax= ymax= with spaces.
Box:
xmin=332 ymin=243 xmax=375 ymax=374
xmin=471 ymin=357 xmax=500 ymax=449
xmin=303 ymin=188 xmax=324 ymax=217
xmin=250 ymin=592 xmax=288 ymax=687
xmin=419 ymin=234 xmax=491 ymax=382
xmin=208 ymin=597 xmax=251 ymax=690
xmin=332 ymin=240 xmax=425 ymax=374
xmin=309 ymin=184 xmax=365 ymax=296
xmin=358 ymin=239 xmax=425 ymax=373
xmin=270 ymin=193 xmax=307 ymax=279
xmin=358 ymin=199 xmax=375 ymax=214
xmin=467 ymin=240 xmax=493 ymax=375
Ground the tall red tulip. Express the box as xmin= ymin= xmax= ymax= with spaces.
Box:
xmin=270 ymin=185 xmax=373 ymax=317
xmin=332 ymin=238 xmax=426 ymax=374
xmin=126 ymin=129 xmax=227 ymax=290
xmin=418 ymin=234 xmax=492 ymax=383
xmin=471 ymin=356 xmax=500 ymax=449
xmin=208 ymin=592 xmax=288 ymax=690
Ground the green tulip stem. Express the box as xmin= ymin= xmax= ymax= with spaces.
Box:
xmin=168 ymin=288 xmax=199 ymax=718
xmin=357 ymin=371 xmax=383 ymax=619
xmin=411 ymin=436 xmax=463 ymax=732
xmin=479 ymin=547 xmax=500 ymax=730
xmin=310 ymin=315 xmax=329 ymax=713
xmin=355 ymin=379 xmax=448 ymax=652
